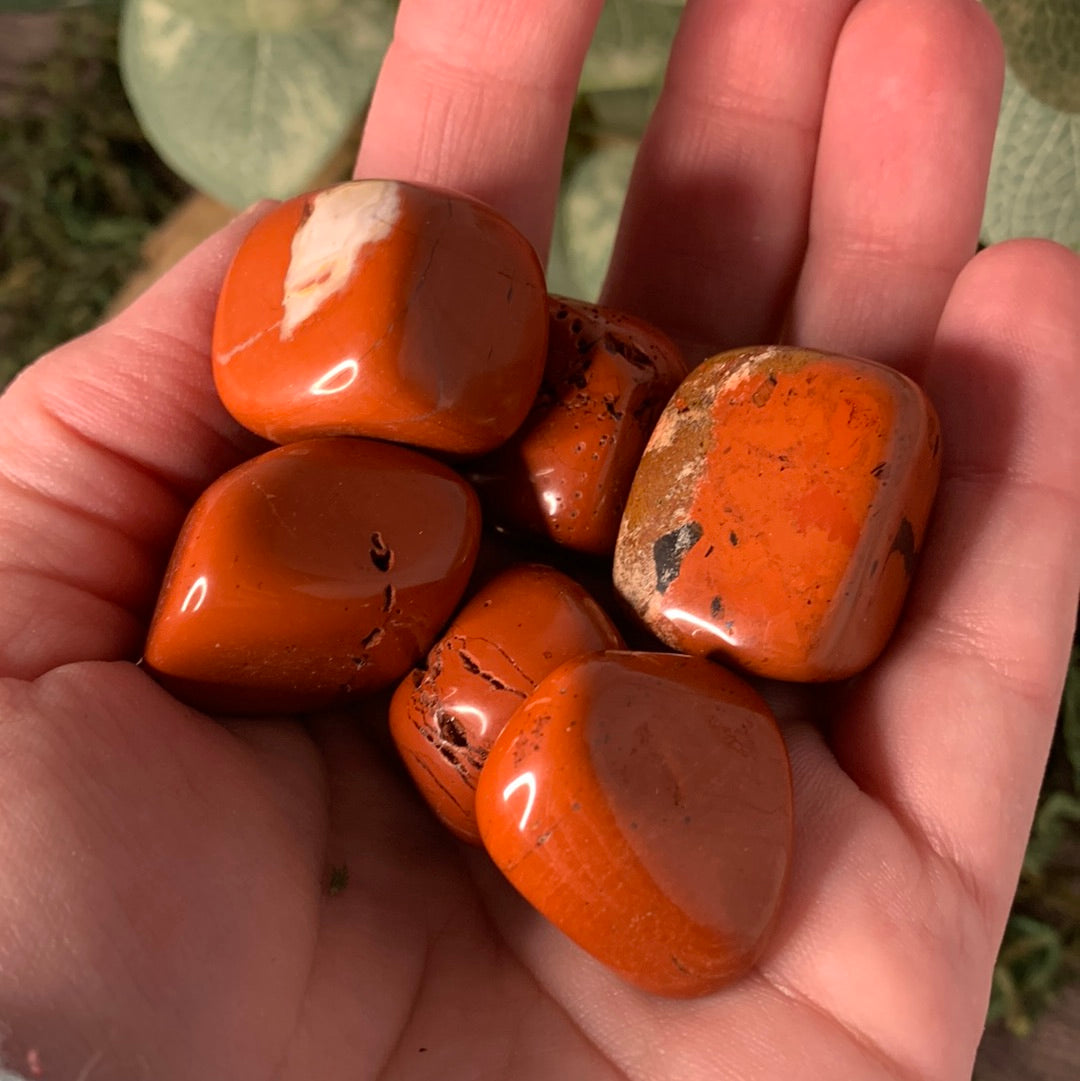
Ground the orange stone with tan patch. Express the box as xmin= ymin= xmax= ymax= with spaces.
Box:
xmin=613 ymin=346 xmax=941 ymax=681
xmin=475 ymin=651 xmax=793 ymax=996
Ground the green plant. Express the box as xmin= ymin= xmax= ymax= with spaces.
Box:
xmin=989 ymin=649 xmax=1080 ymax=1035
xmin=981 ymin=0 xmax=1080 ymax=252
xmin=0 ymin=5 xmax=185 ymax=382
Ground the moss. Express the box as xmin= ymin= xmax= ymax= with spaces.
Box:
xmin=0 ymin=6 xmax=185 ymax=385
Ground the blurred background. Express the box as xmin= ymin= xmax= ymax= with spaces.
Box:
xmin=0 ymin=2 xmax=1077 ymax=1076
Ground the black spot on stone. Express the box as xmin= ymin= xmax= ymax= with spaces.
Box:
xmin=370 ymin=532 xmax=393 ymax=572
xmin=710 ymin=595 xmax=724 ymax=618
xmin=436 ymin=710 xmax=469 ymax=747
xmin=890 ymin=517 xmax=917 ymax=578
xmin=729 ymin=530 xmax=739 ymax=547
xmin=652 ymin=521 xmax=704 ymax=594
xmin=751 ymin=371 xmax=778 ymax=407
xmin=871 ymin=461 xmax=887 ymax=478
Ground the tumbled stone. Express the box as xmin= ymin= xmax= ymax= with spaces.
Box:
xmin=469 ymin=296 xmax=686 ymax=554
xmin=614 ymin=346 xmax=941 ymax=681
xmin=475 ymin=651 xmax=793 ymax=997
xmin=390 ymin=563 xmax=623 ymax=844
xmin=143 ymin=438 xmax=480 ymax=714
xmin=212 ymin=180 xmax=548 ymax=455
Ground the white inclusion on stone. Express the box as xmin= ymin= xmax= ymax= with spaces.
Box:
xmin=280 ymin=181 xmax=401 ymax=340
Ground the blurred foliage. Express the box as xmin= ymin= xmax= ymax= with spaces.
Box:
xmin=1 ymin=0 xmax=1078 ymax=1045
xmin=981 ymin=0 xmax=1080 ymax=253
xmin=989 ymin=648 xmax=1080 ymax=1036
xmin=0 ymin=5 xmax=186 ymax=381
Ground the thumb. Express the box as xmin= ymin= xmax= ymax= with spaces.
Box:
xmin=0 ymin=202 xmax=274 ymax=680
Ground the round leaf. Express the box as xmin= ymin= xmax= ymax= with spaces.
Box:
xmin=981 ymin=65 xmax=1080 ymax=251
xmin=160 ymin=0 xmax=344 ymax=32
xmin=984 ymin=0 xmax=1080 ymax=113
xmin=119 ymin=0 xmax=394 ymax=208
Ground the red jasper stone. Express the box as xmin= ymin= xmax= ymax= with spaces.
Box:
xmin=614 ymin=346 xmax=941 ymax=681
xmin=475 ymin=651 xmax=793 ymax=997
xmin=143 ymin=438 xmax=480 ymax=715
xmin=389 ymin=564 xmax=623 ymax=844
xmin=212 ymin=180 xmax=548 ymax=455
xmin=469 ymin=296 xmax=686 ymax=554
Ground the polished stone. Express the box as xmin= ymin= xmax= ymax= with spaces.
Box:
xmin=212 ymin=180 xmax=548 ymax=455
xmin=614 ymin=346 xmax=941 ymax=681
xmin=475 ymin=651 xmax=793 ymax=996
xmin=143 ymin=437 xmax=480 ymax=714
xmin=469 ymin=296 xmax=686 ymax=554
xmin=390 ymin=563 xmax=622 ymax=843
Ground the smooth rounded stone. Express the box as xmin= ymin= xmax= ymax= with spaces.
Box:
xmin=475 ymin=651 xmax=793 ymax=997
xmin=143 ymin=438 xmax=480 ymax=715
xmin=389 ymin=563 xmax=623 ymax=844
xmin=614 ymin=346 xmax=941 ymax=681
xmin=212 ymin=179 xmax=548 ymax=455
xmin=468 ymin=296 xmax=686 ymax=555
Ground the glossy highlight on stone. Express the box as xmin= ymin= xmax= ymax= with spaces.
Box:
xmin=469 ymin=296 xmax=686 ymax=554
xmin=212 ymin=180 xmax=549 ymax=454
xmin=143 ymin=438 xmax=480 ymax=715
xmin=390 ymin=564 xmax=623 ymax=844
xmin=475 ymin=651 xmax=793 ymax=997
xmin=614 ymin=346 xmax=941 ymax=681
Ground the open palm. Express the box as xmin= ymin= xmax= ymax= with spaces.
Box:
xmin=1 ymin=1 xmax=1078 ymax=1078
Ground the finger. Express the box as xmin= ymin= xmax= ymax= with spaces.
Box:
xmin=832 ymin=239 xmax=1080 ymax=929
xmin=601 ymin=0 xmax=858 ymax=355
xmin=355 ymin=0 xmax=606 ymax=257
xmin=0 ymin=207 xmax=271 ymax=680
xmin=788 ymin=0 xmax=1003 ymax=374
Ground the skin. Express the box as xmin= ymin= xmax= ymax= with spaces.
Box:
xmin=0 ymin=0 xmax=1077 ymax=1077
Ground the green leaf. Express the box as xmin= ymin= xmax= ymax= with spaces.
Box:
xmin=119 ymin=0 xmax=394 ymax=207
xmin=150 ymin=0 xmax=343 ymax=31
xmin=983 ymin=0 xmax=1080 ymax=113
xmin=981 ymin=65 xmax=1080 ymax=251
xmin=990 ymin=913 xmax=1068 ymax=1034
xmin=550 ymin=140 xmax=637 ymax=302
xmin=579 ymin=0 xmax=682 ymax=94
xmin=1022 ymin=790 xmax=1080 ymax=878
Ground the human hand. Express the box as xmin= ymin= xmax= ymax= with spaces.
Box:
xmin=1 ymin=1 xmax=1078 ymax=1078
